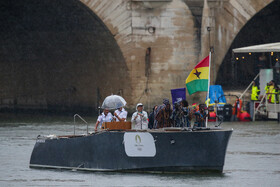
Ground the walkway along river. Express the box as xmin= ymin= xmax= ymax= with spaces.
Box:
xmin=0 ymin=114 xmax=279 ymax=186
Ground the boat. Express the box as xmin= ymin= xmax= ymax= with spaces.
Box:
xmin=29 ymin=121 xmax=232 ymax=173
xmin=29 ymin=53 xmax=233 ymax=173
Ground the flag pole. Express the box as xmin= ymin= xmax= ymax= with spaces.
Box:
xmin=205 ymin=51 xmax=211 ymax=128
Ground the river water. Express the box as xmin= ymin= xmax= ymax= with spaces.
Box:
xmin=0 ymin=114 xmax=279 ymax=186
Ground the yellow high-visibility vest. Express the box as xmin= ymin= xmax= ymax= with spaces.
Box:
xmin=270 ymin=88 xmax=279 ymax=103
xmin=265 ymin=85 xmax=269 ymax=93
xmin=251 ymin=85 xmax=260 ymax=101
xmin=267 ymin=85 xmax=274 ymax=102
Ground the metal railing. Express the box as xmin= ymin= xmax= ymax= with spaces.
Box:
xmin=73 ymin=114 xmax=88 ymax=135
xmin=239 ymin=73 xmax=260 ymax=101
xmin=254 ymin=93 xmax=280 ymax=121
xmin=265 ymin=93 xmax=280 ymax=113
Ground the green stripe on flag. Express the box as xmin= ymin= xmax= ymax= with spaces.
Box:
xmin=186 ymin=79 xmax=208 ymax=95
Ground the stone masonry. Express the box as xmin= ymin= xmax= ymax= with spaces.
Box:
xmin=0 ymin=0 xmax=274 ymax=113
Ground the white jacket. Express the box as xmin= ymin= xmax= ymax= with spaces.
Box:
xmin=131 ymin=111 xmax=148 ymax=130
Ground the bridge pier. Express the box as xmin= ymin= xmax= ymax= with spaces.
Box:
xmin=0 ymin=0 xmax=276 ymax=113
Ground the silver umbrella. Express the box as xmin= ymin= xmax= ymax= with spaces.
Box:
xmin=101 ymin=95 xmax=127 ymax=109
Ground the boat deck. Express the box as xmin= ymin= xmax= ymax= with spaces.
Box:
xmin=36 ymin=127 xmax=231 ymax=139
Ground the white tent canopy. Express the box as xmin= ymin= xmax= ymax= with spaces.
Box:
xmin=233 ymin=42 xmax=280 ymax=53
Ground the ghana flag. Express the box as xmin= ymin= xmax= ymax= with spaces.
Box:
xmin=185 ymin=55 xmax=210 ymax=95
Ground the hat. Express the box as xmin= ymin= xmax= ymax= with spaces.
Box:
xmin=136 ymin=103 xmax=144 ymax=110
xmin=136 ymin=103 xmax=143 ymax=108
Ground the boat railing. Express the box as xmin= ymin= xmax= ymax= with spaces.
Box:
xmin=73 ymin=114 xmax=88 ymax=135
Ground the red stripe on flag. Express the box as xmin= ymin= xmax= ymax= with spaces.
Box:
xmin=194 ymin=55 xmax=209 ymax=69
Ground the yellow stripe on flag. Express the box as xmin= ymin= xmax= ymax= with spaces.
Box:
xmin=185 ymin=67 xmax=209 ymax=84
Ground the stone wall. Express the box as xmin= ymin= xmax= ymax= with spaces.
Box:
xmin=82 ymin=0 xmax=274 ymax=111
xmin=82 ymin=0 xmax=199 ymax=111
xmin=0 ymin=0 xmax=275 ymax=114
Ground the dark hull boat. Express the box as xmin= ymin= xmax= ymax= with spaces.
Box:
xmin=29 ymin=128 xmax=232 ymax=173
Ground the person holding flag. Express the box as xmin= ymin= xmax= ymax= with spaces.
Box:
xmin=185 ymin=53 xmax=211 ymax=127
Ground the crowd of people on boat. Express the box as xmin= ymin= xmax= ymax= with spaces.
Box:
xmin=95 ymin=98 xmax=209 ymax=131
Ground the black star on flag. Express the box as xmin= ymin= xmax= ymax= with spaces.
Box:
xmin=193 ymin=69 xmax=201 ymax=79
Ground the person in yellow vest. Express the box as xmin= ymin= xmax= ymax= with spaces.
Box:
xmin=271 ymin=88 xmax=279 ymax=103
xmin=265 ymin=84 xmax=269 ymax=93
xmin=251 ymin=81 xmax=260 ymax=101
xmin=264 ymin=81 xmax=272 ymax=102
xmin=269 ymin=80 xmax=279 ymax=103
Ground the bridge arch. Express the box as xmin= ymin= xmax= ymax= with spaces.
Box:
xmin=0 ymin=0 xmax=130 ymax=113
xmin=82 ymin=0 xmax=199 ymax=109
xmin=212 ymin=0 xmax=274 ymax=86
xmin=215 ymin=0 xmax=279 ymax=88
xmin=1 ymin=0 xmax=275 ymax=112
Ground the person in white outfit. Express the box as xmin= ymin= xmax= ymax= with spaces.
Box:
xmin=95 ymin=108 xmax=113 ymax=131
xmin=114 ymin=107 xmax=128 ymax=122
xmin=131 ymin=103 xmax=148 ymax=130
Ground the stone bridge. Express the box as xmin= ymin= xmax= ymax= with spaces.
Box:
xmin=0 ymin=0 xmax=276 ymax=113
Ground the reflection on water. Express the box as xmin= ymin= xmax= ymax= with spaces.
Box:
xmin=0 ymin=114 xmax=279 ymax=186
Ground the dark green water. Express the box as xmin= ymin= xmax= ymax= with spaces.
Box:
xmin=0 ymin=114 xmax=279 ymax=186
